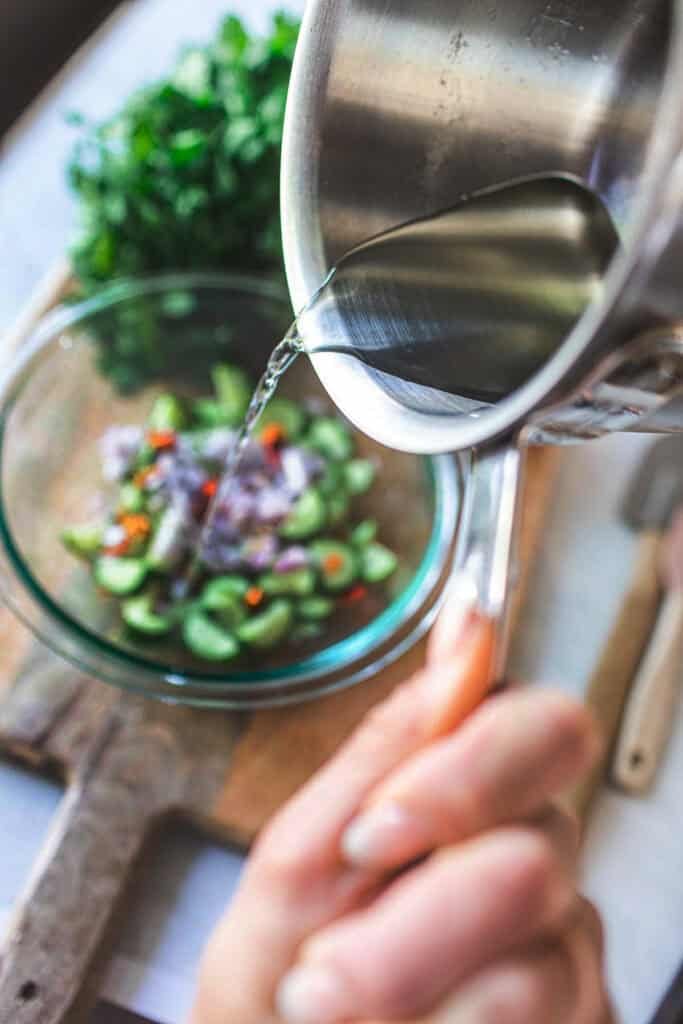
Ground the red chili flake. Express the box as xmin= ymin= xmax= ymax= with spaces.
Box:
xmin=148 ymin=430 xmax=177 ymax=451
xmin=323 ymin=552 xmax=344 ymax=574
xmin=245 ymin=587 xmax=265 ymax=609
xmin=260 ymin=422 xmax=285 ymax=447
xmin=202 ymin=478 xmax=218 ymax=499
xmin=343 ymin=585 xmax=368 ymax=605
xmin=264 ymin=446 xmax=282 ymax=471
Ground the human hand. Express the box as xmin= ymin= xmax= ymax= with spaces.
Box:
xmin=190 ymin=599 xmax=613 ymax=1024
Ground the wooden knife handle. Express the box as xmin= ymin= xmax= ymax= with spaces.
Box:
xmin=612 ymin=587 xmax=683 ymax=794
xmin=568 ymin=530 xmax=663 ymax=823
xmin=0 ymin=706 xmax=182 ymax=1024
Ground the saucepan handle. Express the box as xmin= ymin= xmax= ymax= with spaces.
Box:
xmin=458 ymin=444 xmax=526 ymax=680
xmin=428 ymin=444 xmax=526 ymax=738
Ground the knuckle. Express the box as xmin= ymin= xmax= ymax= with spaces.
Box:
xmin=503 ymin=829 xmax=572 ymax=925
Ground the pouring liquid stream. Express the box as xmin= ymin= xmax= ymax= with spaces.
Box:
xmin=188 ymin=173 xmax=618 ymax=583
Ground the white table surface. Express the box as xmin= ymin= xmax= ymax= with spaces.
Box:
xmin=0 ymin=3 xmax=681 ymax=1022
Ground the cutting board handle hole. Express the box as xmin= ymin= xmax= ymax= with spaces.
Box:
xmin=630 ymin=750 xmax=645 ymax=770
xmin=17 ymin=981 xmax=38 ymax=1002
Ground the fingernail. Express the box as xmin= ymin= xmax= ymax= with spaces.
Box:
xmin=275 ymin=964 xmax=347 ymax=1024
xmin=341 ymin=802 xmax=426 ymax=867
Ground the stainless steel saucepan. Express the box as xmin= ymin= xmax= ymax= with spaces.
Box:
xmin=281 ymin=0 xmax=683 ymax=679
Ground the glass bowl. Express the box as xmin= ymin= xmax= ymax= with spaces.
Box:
xmin=0 ymin=274 xmax=463 ymax=708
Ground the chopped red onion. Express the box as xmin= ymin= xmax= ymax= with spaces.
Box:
xmin=274 ymin=546 xmax=310 ymax=573
xmin=99 ymin=426 xmax=144 ymax=482
xmin=241 ymin=533 xmax=279 ymax=571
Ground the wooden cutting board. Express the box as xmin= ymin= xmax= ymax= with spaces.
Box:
xmin=0 ymin=265 xmax=560 ymax=1024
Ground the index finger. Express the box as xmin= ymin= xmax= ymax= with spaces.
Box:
xmin=254 ymin=589 xmax=492 ymax=882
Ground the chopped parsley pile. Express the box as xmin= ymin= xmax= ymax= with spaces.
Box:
xmin=67 ymin=12 xmax=300 ymax=394
xmin=61 ymin=365 xmax=399 ymax=663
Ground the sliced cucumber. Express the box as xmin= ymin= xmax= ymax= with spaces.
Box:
xmin=148 ymin=394 xmax=187 ymax=432
xmin=317 ymin=462 xmax=345 ymax=498
xmin=61 ymin=523 xmax=104 ymax=560
xmin=133 ymin=442 xmax=155 ymax=470
xmin=350 ymin=519 xmax=378 ymax=547
xmin=146 ymin=505 xmax=187 ymax=571
xmin=237 ymin=599 xmax=293 ymax=650
xmin=259 ymin=568 xmax=316 ymax=598
xmin=95 ymin=556 xmax=148 ymax=596
xmin=202 ymin=575 xmax=249 ymax=609
xmin=279 ymin=487 xmax=327 ymax=541
xmin=214 ymin=596 xmax=247 ymax=630
xmin=122 ymin=594 xmax=173 ymax=636
xmin=183 ymin=610 xmax=240 ymax=662
xmin=310 ymin=541 xmax=358 ymax=592
xmin=326 ymin=492 xmax=350 ymax=528
xmin=343 ymin=459 xmax=376 ymax=495
xmin=306 ymin=417 xmax=353 ymax=461
xmin=212 ymin=364 xmax=251 ymax=426
xmin=291 ymin=622 xmax=325 ymax=643
xmin=360 ymin=543 xmax=398 ymax=583
xmin=297 ymin=596 xmax=335 ymax=621
xmin=119 ymin=483 xmax=145 ymax=513
xmin=192 ymin=399 xmax=234 ymax=428
xmin=257 ymin=397 xmax=305 ymax=441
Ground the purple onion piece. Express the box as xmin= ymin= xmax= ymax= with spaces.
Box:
xmin=99 ymin=425 xmax=144 ymax=482
xmin=274 ymin=546 xmax=310 ymax=573
xmin=254 ymin=485 xmax=292 ymax=526
xmin=241 ymin=533 xmax=279 ymax=572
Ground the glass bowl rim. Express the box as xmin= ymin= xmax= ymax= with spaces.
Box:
xmin=0 ymin=272 xmax=463 ymax=702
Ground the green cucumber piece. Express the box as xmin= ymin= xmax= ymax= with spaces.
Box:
xmin=260 ymin=568 xmax=316 ymax=598
xmin=297 ymin=596 xmax=335 ymax=621
xmin=148 ymin=393 xmax=187 ymax=432
xmin=279 ymin=487 xmax=327 ymax=540
xmin=343 ymin=459 xmax=376 ymax=495
xmin=326 ymin=492 xmax=350 ymax=527
xmin=119 ymin=483 xmax=145 ymax=513
xmin=202 ymin=575 xmax=249 ymax=609
xmin=306 ymin=417 xmax=353 ymax=461
xmin=95 ymin=556 xmax=148 ymax=596
xmin=236 ymin=599 xmax=293 ymax=650
xmin=213 ymin=596 xmax=247 ymax=630
xmin=317 ymin=462 xmax=344 ymax=498
xmin=183 ymin=610 xmax=240 ymax=662
xmin=212 ymin=364 xmax=251 ymax=426
xmin=291 ymin=622 xmax=325 ymax=643
xmin=192 ymin=399 xmax=234 ymax=428
xmin=61 ymin=523 xmax=104 ymax=560
xmin=122 ymin=594 xmax=173 ymax=636
xmin=360 ymin=543 xmax=398 ymax=583
xmin=133 ymin=442 xmax=155 ymax=470
xmin=257 ymin=397 xmax=305 ymax=441
xmin=310 ymin=541 xmax=358 ymax=592
xmin=350 ymin=519 xmax=378 ymax=547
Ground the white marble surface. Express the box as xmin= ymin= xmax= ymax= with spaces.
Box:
xmin=0 ymin=2 xmax=682 ymax=1022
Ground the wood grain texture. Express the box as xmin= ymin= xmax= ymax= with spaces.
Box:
xmin=0 ymin=266 xmax=560 ymax=1023
xmin=612 ymin=586 xmax=683 ymax=794
xmin=567 ymin=530 xmax=663 ymax=822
